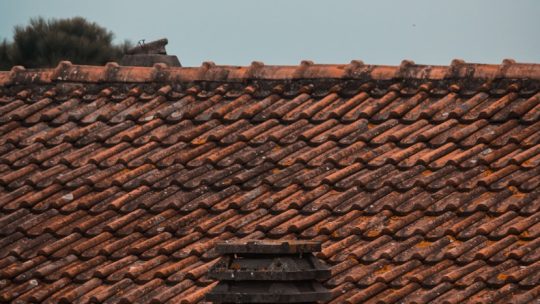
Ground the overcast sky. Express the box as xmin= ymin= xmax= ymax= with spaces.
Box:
xmin=1 ymin=0 xmax=539 ymax=66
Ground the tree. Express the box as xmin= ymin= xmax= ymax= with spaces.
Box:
xmin=1 ymin=17 xmax=131 ymax=69
xmin=0 ymin=39 xmax=11 ymax=70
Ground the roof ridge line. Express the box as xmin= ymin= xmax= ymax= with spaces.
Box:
xmin=2 ymin=59 xmax=540 ymax=86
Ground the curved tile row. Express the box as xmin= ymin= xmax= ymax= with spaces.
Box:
xmin=1 ymin=179 xmax=538 ymax=216
xmin=1 ymin=169 xmax=539 ymax=213
xmin=0 ymin=165 xmax=540 ymax=209
xmin=0 ymin=121 xmax=538 ymax=172
xmin=328 ymin=259 xmax=540 ymax=287
xmin=1 ymin=208 xmax=538 ymax=260
xmin=0 ymin=277 xmax=213 ymax=304
xmin=1 ymin=141 xmax=539 ymax=180
xmin=329 ymin=282 xmax=540 ymax=304
xmin=1 ymin=117 xmax=539 ymax=154
xmin=1 ymin=85 xmax=539 ymax=126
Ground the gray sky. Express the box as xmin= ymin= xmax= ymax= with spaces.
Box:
xmin=1 ymin=0 xmax=539 ymax=66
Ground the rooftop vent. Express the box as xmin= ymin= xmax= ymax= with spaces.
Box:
xmin=206 ymin=240 xmax=332 ymax=303
xmin=120 ymin=38 xmax=181 ymax=67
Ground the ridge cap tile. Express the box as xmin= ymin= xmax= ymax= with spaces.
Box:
xmin=1 ymin=60 xmax=540 ymax=85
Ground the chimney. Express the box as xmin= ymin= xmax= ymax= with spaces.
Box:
xmin=120 ymin=38 xmax=181 ymax=67
xmin=206 ymin=240 xmax=332 ymax=303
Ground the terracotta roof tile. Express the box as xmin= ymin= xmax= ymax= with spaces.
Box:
xmin=0 ymin=60 xmax=539 ymax=303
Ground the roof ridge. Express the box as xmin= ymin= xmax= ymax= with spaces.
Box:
xmin=2 ymin=59 xmax=540 ymax=86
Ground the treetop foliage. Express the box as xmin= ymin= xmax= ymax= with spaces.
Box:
xmin=0 ymin=17 xmax=131 ymax=69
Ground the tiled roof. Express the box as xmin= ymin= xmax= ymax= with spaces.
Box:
xmin=0 ymin=60 xmax=539 ymax=303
